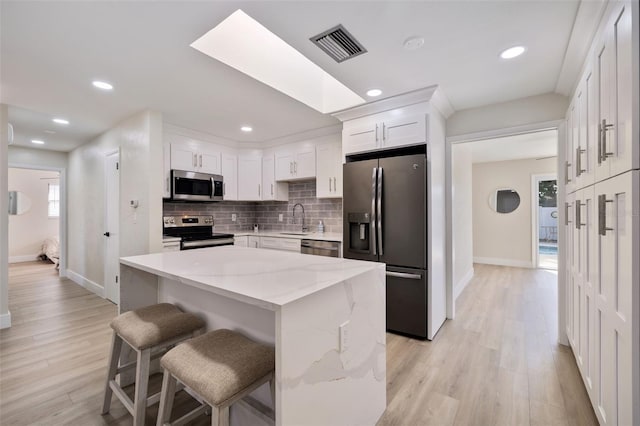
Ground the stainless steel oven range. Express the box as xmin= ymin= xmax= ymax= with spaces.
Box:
xmin=163 ymin=215 xmax=234 ymax=250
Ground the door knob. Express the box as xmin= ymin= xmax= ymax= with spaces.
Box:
xmin=104 ymin=232 xmax=110 ymax=237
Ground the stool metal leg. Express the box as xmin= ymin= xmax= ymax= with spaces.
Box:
xmin=133 ymin=348 xmax=151 ymax=426
xmin=102 ymin=331 xmax=124 ymax=415
xmin=211 ymin=405 xmax=229 ymax=426
xmin=156 ymin=370 xmax=177 ymax=426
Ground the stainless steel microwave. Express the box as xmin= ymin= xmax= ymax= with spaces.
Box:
xmin=171 ymin=170 xmax=223 ymax=202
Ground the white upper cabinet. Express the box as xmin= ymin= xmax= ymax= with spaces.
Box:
xmin=594 ymin=3 xmax=635 ymax=181
xmin=221 ymin=154 xmax=238 ymax=201
xmin=262 ymin=155 xmax=288 ymax=201
xmin=237 ymin=156 xmax=261 ymax=201
xmin=343 ymin=113 xmax=427 ymax=155
xmin=170 ymin=142 xmax=221 ymax=175
xmin=163 ymin=143 xmax=171 ymax=198
xmin=274 ymin=144 xmax=316 ymax=181
xmin=316 ymin=141 xmax=342 ymax=198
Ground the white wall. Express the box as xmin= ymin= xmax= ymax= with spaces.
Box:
xmin=472 ymin=157 xmax=557 ymax=267
xmin=447 ymin=93 xmax=569 ymax=138
xmin=67 ymin=110 xmax=163 ymax=295
xmin=8 ymin=168 xmax=59 ymax=262
xmin=451 ymin=144 xmax=474 ymax=298
xmin=8 ymin=146 xmax=68 ymax=169
xmin=0 ymin=104 xmax=10 ymax=328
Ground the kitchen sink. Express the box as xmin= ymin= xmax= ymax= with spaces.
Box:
xmin=279 ymin=232 xmax=310 ymax=236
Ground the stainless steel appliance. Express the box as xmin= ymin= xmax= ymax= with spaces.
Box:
xmin=171 ymin=170 xmax=224 ymax=202
xmin=301 ymin=239 xmax=340 ymax=257
xmin=343 ymin=146 xmax=429 ymax=339
xmin=163 ymin=215 xmax=234 ymax=250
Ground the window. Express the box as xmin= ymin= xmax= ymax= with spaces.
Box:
xmin=48 ymin=183 xmax=60 ymax=218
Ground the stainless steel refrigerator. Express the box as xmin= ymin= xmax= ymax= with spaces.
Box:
xmin=343 ymin=150 xmax=429 ymax=338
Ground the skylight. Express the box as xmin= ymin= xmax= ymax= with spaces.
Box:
xmin=190 ymin=9 xmax=365 ymax=114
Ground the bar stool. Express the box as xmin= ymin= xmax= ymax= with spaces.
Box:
xmin=102 ymin=303 xmax=206 ymax=426
xmin=156 ymin=329 xmax=276 ymax=426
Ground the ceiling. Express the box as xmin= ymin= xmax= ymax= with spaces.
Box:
xmin=1 ymin=1 xmax=598 ymax=152
xmin=466 ymin=129 xmax=558 ymax=164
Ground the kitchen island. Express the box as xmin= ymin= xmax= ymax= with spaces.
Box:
xmin=119 ymin=246 xmax=386 ymax=426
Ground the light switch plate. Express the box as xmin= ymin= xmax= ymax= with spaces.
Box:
xmin=231 ymin=214 xmax=237 ymax=222
xmin=279 ymin=214 xmax=283 ymax=222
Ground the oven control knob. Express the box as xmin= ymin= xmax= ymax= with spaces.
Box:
xmin=170 ymin=218 xmax=175 ymax=224
xmin=164 ymin=219 xmax=169 ymax=224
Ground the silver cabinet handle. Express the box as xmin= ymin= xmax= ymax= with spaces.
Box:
xmin=166 ymin=177 xmax=169 ymax=193
xmin=199 ymin=154 xmax=202 ymax=168
xmin=575 ymin=201 xmax=585 ymax=229
xmin=271 ymin=183 xmax=273 ymax=195
xmin=290 ymin=162 xmax=293 ymax=174
xmin=375 ymin=124 xmax=379 ymax=143
xmin=333 ymin=177 xmax=337 ymax=192
xmin=565 ymin=202 xmax=572 ymax=226
xmin=382 ymin=123 xmax=386 ymax=142
xmin=377 ymin=166 xmax=383 ymax=255
xmin=564 ymin=160 xmax=572 ymax=184
xmin=294 ymin=161 xmax=297 ymax=173
xmin=329 ymin=177 xmax=332 ymax=192
xmin=258 ymin=184 xmax=261 ymax=197
xmin=223 ymin=182 xmax=226 ymax=196
xmin=576 ymin=147 xmax=586 ymax=176
xmin=598 ymin=194 xmax=614 ymax=236
xmin=386 ymin=271 xmax=422 ymax=280
xmin=599 ymin=119 xmax=614 ymax=163
xmin=193 ymin=153 xmax=197 ymax=167
xmin=371 ymin=167 xmax=377 ymax=256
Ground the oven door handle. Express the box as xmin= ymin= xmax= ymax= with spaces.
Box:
xmin=181 ymin=238 xmax=235 ymax=249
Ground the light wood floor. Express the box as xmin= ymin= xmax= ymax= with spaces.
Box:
xmin=0 ymin=262 xmax=597 ymax=425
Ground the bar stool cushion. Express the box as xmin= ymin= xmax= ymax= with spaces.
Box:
xmin=160 ymin=329 xmax=275 ymax=406
xmin=110 ymin=303 xmax=205 ymax=350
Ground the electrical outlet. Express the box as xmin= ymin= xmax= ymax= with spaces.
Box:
xmin=278 ymin=214 xmax=283 ymax=222
xmin=231 ymin=214 xmax=237 ymax=222
xmin=339 ymin=321 xmax=349 ymax=353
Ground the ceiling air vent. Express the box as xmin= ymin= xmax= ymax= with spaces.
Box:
xmin=310 ymin=24 xmax=367 ymax=63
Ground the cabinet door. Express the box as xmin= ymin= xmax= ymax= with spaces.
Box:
xmin=275 ymin=151 xmax=294 ymax=181
xmin=248 ymin=236 xmax=260 ymax=248
xmin=233 ymin=236 xmax=248 ymax=247
xmin=163 ymin=143 xmax=171 ymax=198
xmin=262 ymin=156 xmax=276 ymax=201
xmin=171 ymin=144 xmax=196 ymax=172
xmin=293 ymin=147 xmax=316 ymax=179
xmin=595 ymin=24 xmax=614 ymax=182
xmin=382 ymin=114 xmax=426 ymax=149
xmin=279 ymin=238 xmax=301 ymax=252
xmin=259 ymin=237 xmax=282 ymax=250
xmin=594 ymin=171 xmax=638 ymax=426
xmin=565 ymin=192 xmax=576 ymax=344
xmin=316 ymin=141 xmax=343 ymax=199
xmin=221 ymin=154 xmax=238 ymax=201
xmin=342 ymin=122 xmax=378 ymax=155
xmin=607 ymin=4 xmax=635 ymax=177
xmin=237 ymin=157 xmax=261 ymax=201
xmin=198 ymin=148 xmax=221 ymax=175
xmin=574 ymin=82 xmax=587 ymax=189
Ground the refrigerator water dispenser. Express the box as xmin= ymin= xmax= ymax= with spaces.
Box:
xmin=347 ymin=212 xmax=371 ymax=252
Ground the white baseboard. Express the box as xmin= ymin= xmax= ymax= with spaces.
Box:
xmin=453 ymin=267 xmax=474 ymax=300
xmin=8 ymin=254 xmax=40 ymax=263
xmin=0 ymin=311 xmax=12 ymax=329
xmin=473 ymin=257 xmax=534 ymax=268
xmin=66 ymin=269 xmax=105 ymax=298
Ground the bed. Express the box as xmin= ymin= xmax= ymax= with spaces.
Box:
xmin=41 ymin=236 xmax=60 ymax=269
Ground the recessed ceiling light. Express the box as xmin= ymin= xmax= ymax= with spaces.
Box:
xmin=403 ymin=36 xmax=424 ymax=51
xmin=500 ymin=46 xmax=526 ymax=59
xmin=366 ymin=89 xmax=382 ymax=97
xmin=92 ymin=80 xmax=114 ymax=90
xmin=52 ymin=118 xmax=69 ymax=125
xmin=31 ymin=139 xmax=45 ymax=145
xmin=240 ymin=126 xmax=253 ymax=132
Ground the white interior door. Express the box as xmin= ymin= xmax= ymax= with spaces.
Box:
xmin=104 ymin=152 xmax=120 ymax=304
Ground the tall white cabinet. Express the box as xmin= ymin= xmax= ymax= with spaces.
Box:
xmin=562 ymin=2 xmax=639 ymax=425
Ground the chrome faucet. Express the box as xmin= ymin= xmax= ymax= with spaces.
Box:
xmin=292 ymin=203 xmax=307 ymax=232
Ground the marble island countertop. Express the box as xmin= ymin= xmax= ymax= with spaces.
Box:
xmin=120 ymin=246 xmax=381 ymax=311
xmin=232 ymin=231 xmax=342 ymax=242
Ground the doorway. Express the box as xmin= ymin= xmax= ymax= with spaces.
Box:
xmin=533 ymin=174 xmax=558 ymax=270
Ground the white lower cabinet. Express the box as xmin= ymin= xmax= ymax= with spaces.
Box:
xmin=566 ymin=170 xmax=638 ymax=426
xmin=233 ymin=236 xmax=248 ymax=247
xmin=259 ymin=236 xmax=300 ymax=252
xmin=248 ymin=236 xmax=260 ymax=248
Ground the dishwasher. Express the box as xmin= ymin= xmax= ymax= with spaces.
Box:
xmin=300 ymin=239 xmax=341 ymax=257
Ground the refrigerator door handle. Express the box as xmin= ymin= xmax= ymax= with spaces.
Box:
xmin=371 ymin=167 xmax=377 ymax=256
xmin=386 ymin=271 xmax=422 ymax=280
xmin=377 ymin=167 xmax=383 ymax=255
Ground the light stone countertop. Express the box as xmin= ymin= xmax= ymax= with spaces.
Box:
xmin=232 ymin=231 xmax=342 ymax=242
xmin=120 ymin=246 xmax=381 ymax=311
